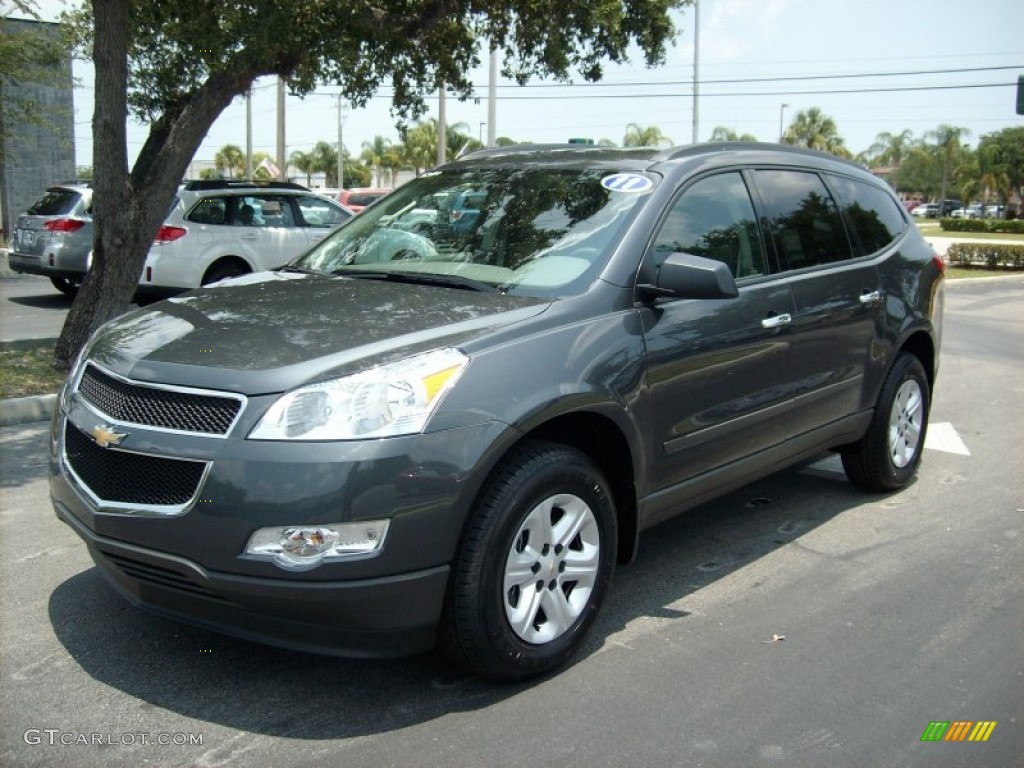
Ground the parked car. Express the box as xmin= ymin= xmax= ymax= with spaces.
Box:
xmin=951 ymin=203 xmax=984 ymax=219
xmin=910 ymin=203 xmax=937 ymax=218
xmin=138 ymin=180 xmax=353 ymax=292
xmin=51 ymin=143 xmax=944 ymax=682
xmin=939 ymin=199 xmax=963 ymax=217
xmin=902 ymin=199 xmax=922 ymax=213
xmin=338 ymin=187 xmax=391 ymax=213
xmin=8 ymin=182 xmax=93 ymax=294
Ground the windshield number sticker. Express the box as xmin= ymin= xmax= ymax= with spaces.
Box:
xmin=600 ymin=173 xmax=654 ymax=193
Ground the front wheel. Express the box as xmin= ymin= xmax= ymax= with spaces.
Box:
xmin=841 ymin=353 xmax=930 ymax=491
xmin=440 ymin=440 xmax=617 ymax=681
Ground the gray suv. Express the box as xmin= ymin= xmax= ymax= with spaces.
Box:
xmin=50 ymin=143 xmax=944 ymax=681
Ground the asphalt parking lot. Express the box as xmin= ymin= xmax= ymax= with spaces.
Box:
xmin=1 ymin=276 xmax=1022 ymax=767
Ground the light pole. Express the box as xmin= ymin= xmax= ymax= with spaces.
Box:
xmin=779 ymin=103 xmax=790 ymax=143
xmin=692 ymin=0 xmax=700 ymax=144
xmin=337 ymin=96 xmax=349 ymax=191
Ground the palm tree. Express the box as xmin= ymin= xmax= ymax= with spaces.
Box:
xmin=708 ymin=126 xmax=757 ymax=142
xmin=925 ymin=124 xmax=970 ymax=207
xmin=623 ymin=123 xmax=672 ymax=148
xmin=289 ymin=150 xmax=316 ymax=187
xmin=214 ymin=144 xmax=245 ymax=178
xmin=867 ymin=129 xmax=914 ymax=170
xmin=361 ymin=135 xmax=393 ymax=187
xmin=782 ymin=108 xmax=849 ymax=158
xmin=309 ymin=140 xmax=339 ymax=186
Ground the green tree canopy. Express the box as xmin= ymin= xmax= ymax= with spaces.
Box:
xmin=623 ymin=122 xmax=673 ymax=148
xmin=707 ymin=126 xmax=757 ymax=142
xmin=54 ymin=0 xmax=686 ymax=368
xmin=782 ymin=107 xmax=849 ymax=158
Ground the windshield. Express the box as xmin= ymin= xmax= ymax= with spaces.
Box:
xmin=293 ymin=167 xmax=654 ymax=297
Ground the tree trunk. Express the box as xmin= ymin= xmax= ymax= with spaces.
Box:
xmin=52 ymin=1 xmax=256 ymax=370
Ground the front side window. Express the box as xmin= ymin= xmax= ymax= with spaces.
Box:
xmin=294 ymin=167 xmax=655 ymax=298
xmin=827 ymin=175 xmax=907 ymax=256
xmin=652 ymin=172 xmax=767 ymax=279
xmin=753 ymin=170 xmax=852 ymax=270
xmin=296 ymin=195 xmax=350 ymax=228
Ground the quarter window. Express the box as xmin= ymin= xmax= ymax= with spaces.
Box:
xmin=652 ymin=172 xmax=767 ymax=279
xmin=827 ymin=175 xmax=907 ymax=256
xmin=753 ymin=170 xmax=851 ymax=269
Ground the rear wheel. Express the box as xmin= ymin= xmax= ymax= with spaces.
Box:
xmin=841 ymin=353 xmax=930 ymax=491
xmin=440 ymin=440 xmax=617 ymax=681
xmin=201 ymin=259 xmax=249 ymax=286
xmin=50 ymin=276 xmax=80 ymax=295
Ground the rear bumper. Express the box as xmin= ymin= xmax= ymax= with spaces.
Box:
xmin=55 ymin=497 xmax=448 ymax=657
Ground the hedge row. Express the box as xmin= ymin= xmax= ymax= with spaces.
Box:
xmin=939 ymin=218 xmax=1024 ymax=234
xmin=945 ymin=243 xmax=1024 ymax=270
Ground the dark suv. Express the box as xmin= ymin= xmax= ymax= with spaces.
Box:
xmin=50 ymin=144 xmax=944 ymax=681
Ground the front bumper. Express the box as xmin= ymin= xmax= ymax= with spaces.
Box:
xmin=50 ymin=392 xmax=511 ymax=658
xmin=55 ymin=500 xmax=448 ymax=657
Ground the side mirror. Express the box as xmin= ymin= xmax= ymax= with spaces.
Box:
xmin=638 ymin=252 xmax=739 ymax=302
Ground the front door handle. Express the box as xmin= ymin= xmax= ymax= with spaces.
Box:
xmin=762 ymin=313 xmax=792 ymax=329
xmin=859 ymin=290 xmax=882 ymax=305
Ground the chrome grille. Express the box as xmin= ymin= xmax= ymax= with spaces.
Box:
xmin=64 ymin=422 xmax=207 ymax=507
xmin=78 ymin=363 xmax=242 ymax=435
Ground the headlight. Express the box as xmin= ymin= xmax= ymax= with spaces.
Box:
xmin=248 ymin=347 xmax=468 ymax=441
xmin=244 ymin=520 xmax=389 ymax=570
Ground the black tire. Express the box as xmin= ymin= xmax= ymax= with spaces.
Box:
xmin=201 ymin=260 xmax=248 ymax=286
xmin=440 ymin=440 xmax=617 ymax=682
xmin=841 ymin=353 xmax=930 ymax=491
xmin=50 ymin=276 xmax=80 ymax=296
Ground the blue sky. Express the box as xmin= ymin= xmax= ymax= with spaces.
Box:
xmin=25 ymin=0 xmax=1024 ymax=174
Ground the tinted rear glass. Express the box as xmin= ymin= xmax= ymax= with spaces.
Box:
xmin=753 ymin=170 xmax=851 ymax=269
xmin=26 ymin=189 xmax=81 ymax=216
xmin=828 ymin=175 xmax=906 ymax=256
xmin=346 ymin=192 xmax=387 ymax=207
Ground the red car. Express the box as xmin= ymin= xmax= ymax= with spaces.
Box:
xmin=338 ymin=187 xmax=391 ymax=213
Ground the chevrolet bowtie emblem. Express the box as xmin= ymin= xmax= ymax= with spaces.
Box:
xmin=91 ymin=424 xmax=127 ymax=448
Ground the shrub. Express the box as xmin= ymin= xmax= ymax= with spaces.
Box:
xmin=939 ymin=218 xmax=1024 ymax=234
xmin=945 ymin=243 xmax=1024 ymax=270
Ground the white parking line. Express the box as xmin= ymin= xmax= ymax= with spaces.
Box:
xmin=924 ymin=422 xmax=971 ymax=456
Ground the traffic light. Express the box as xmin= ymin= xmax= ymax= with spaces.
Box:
xmin=567 ymin=138 xmax=595 ymax=145
xmin=1017 ymin=75 xmax=1024 ymax=116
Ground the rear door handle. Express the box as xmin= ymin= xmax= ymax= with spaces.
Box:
xmin=762 ymin=313 xmax=792 ymax=329
xmin=859 ymin=290 xmax=882 ymax=305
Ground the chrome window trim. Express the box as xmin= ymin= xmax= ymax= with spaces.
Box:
xmin=74 ymin=361 xmax=247 ymax=438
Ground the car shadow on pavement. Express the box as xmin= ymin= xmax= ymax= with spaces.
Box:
xmin=7 ymin=293 xmax=75 ymax=310
xmin=0 ymin=424 xmax=51 ymax=489
xmin=47 ymin=459 xmax=880 ymax=739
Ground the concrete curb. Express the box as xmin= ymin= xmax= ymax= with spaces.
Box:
xmin=0 ymin=393 xmax=56 ymax=427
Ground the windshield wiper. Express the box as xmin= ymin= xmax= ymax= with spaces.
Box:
xmin=335 ymin=270 xmax=497 ymax=293
xmin=274 ymin=264 xmax=330 ymax=276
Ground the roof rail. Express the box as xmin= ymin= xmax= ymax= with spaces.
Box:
xmin=180 ymin=179 xmax=310 ymax=191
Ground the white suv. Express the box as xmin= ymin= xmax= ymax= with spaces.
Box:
xmin=140 ymin=180 xmax=353 ymax=291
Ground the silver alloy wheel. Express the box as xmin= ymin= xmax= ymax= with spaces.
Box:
xmin=503 ymin=493 xmax=601 ymax=644
xmin=888 ymin=379 xmax=924 ymax=468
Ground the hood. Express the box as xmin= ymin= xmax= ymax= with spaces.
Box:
xmin=86 ymin=271 xmax=549 ymax=395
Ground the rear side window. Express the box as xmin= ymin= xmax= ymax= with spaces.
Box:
xmin=753 ymin=170 xmax=851 ymax=270
xmin=827 ymin=175 xmax=907 ymax=256
xmin=652 ymin=172 xmax=767 ymax=279
xmin=27 ymin=189 xmax=81 ymax=216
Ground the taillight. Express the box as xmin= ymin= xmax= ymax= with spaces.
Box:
xmin=932 ymin=252 xmax=946 ymax=276
xmin=154 ymin=225 xmax=187 ymax=244
xmin=43 ymin=219 xmax=86 ymax=233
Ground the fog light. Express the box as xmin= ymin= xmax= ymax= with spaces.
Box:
xmin=244 ymin=520 xmax=389 ymax=570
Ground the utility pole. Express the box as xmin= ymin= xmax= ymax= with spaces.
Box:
xmin=779 ymin=103 xmax=790 ymax=143
xmin=487 ymin=47 xmax=497 ymax=147
xmin=437 ymin=83 xmax=447 ymax=165
xmin=692 ymin=0 xmax=700 ymax=144
xmin=276 ymin=78 xmax=286 ymax=179
xmin=337 ymin=96 xmax=348 ymax=191
xmin=245 ymin=90 xmax=253 ymax=178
